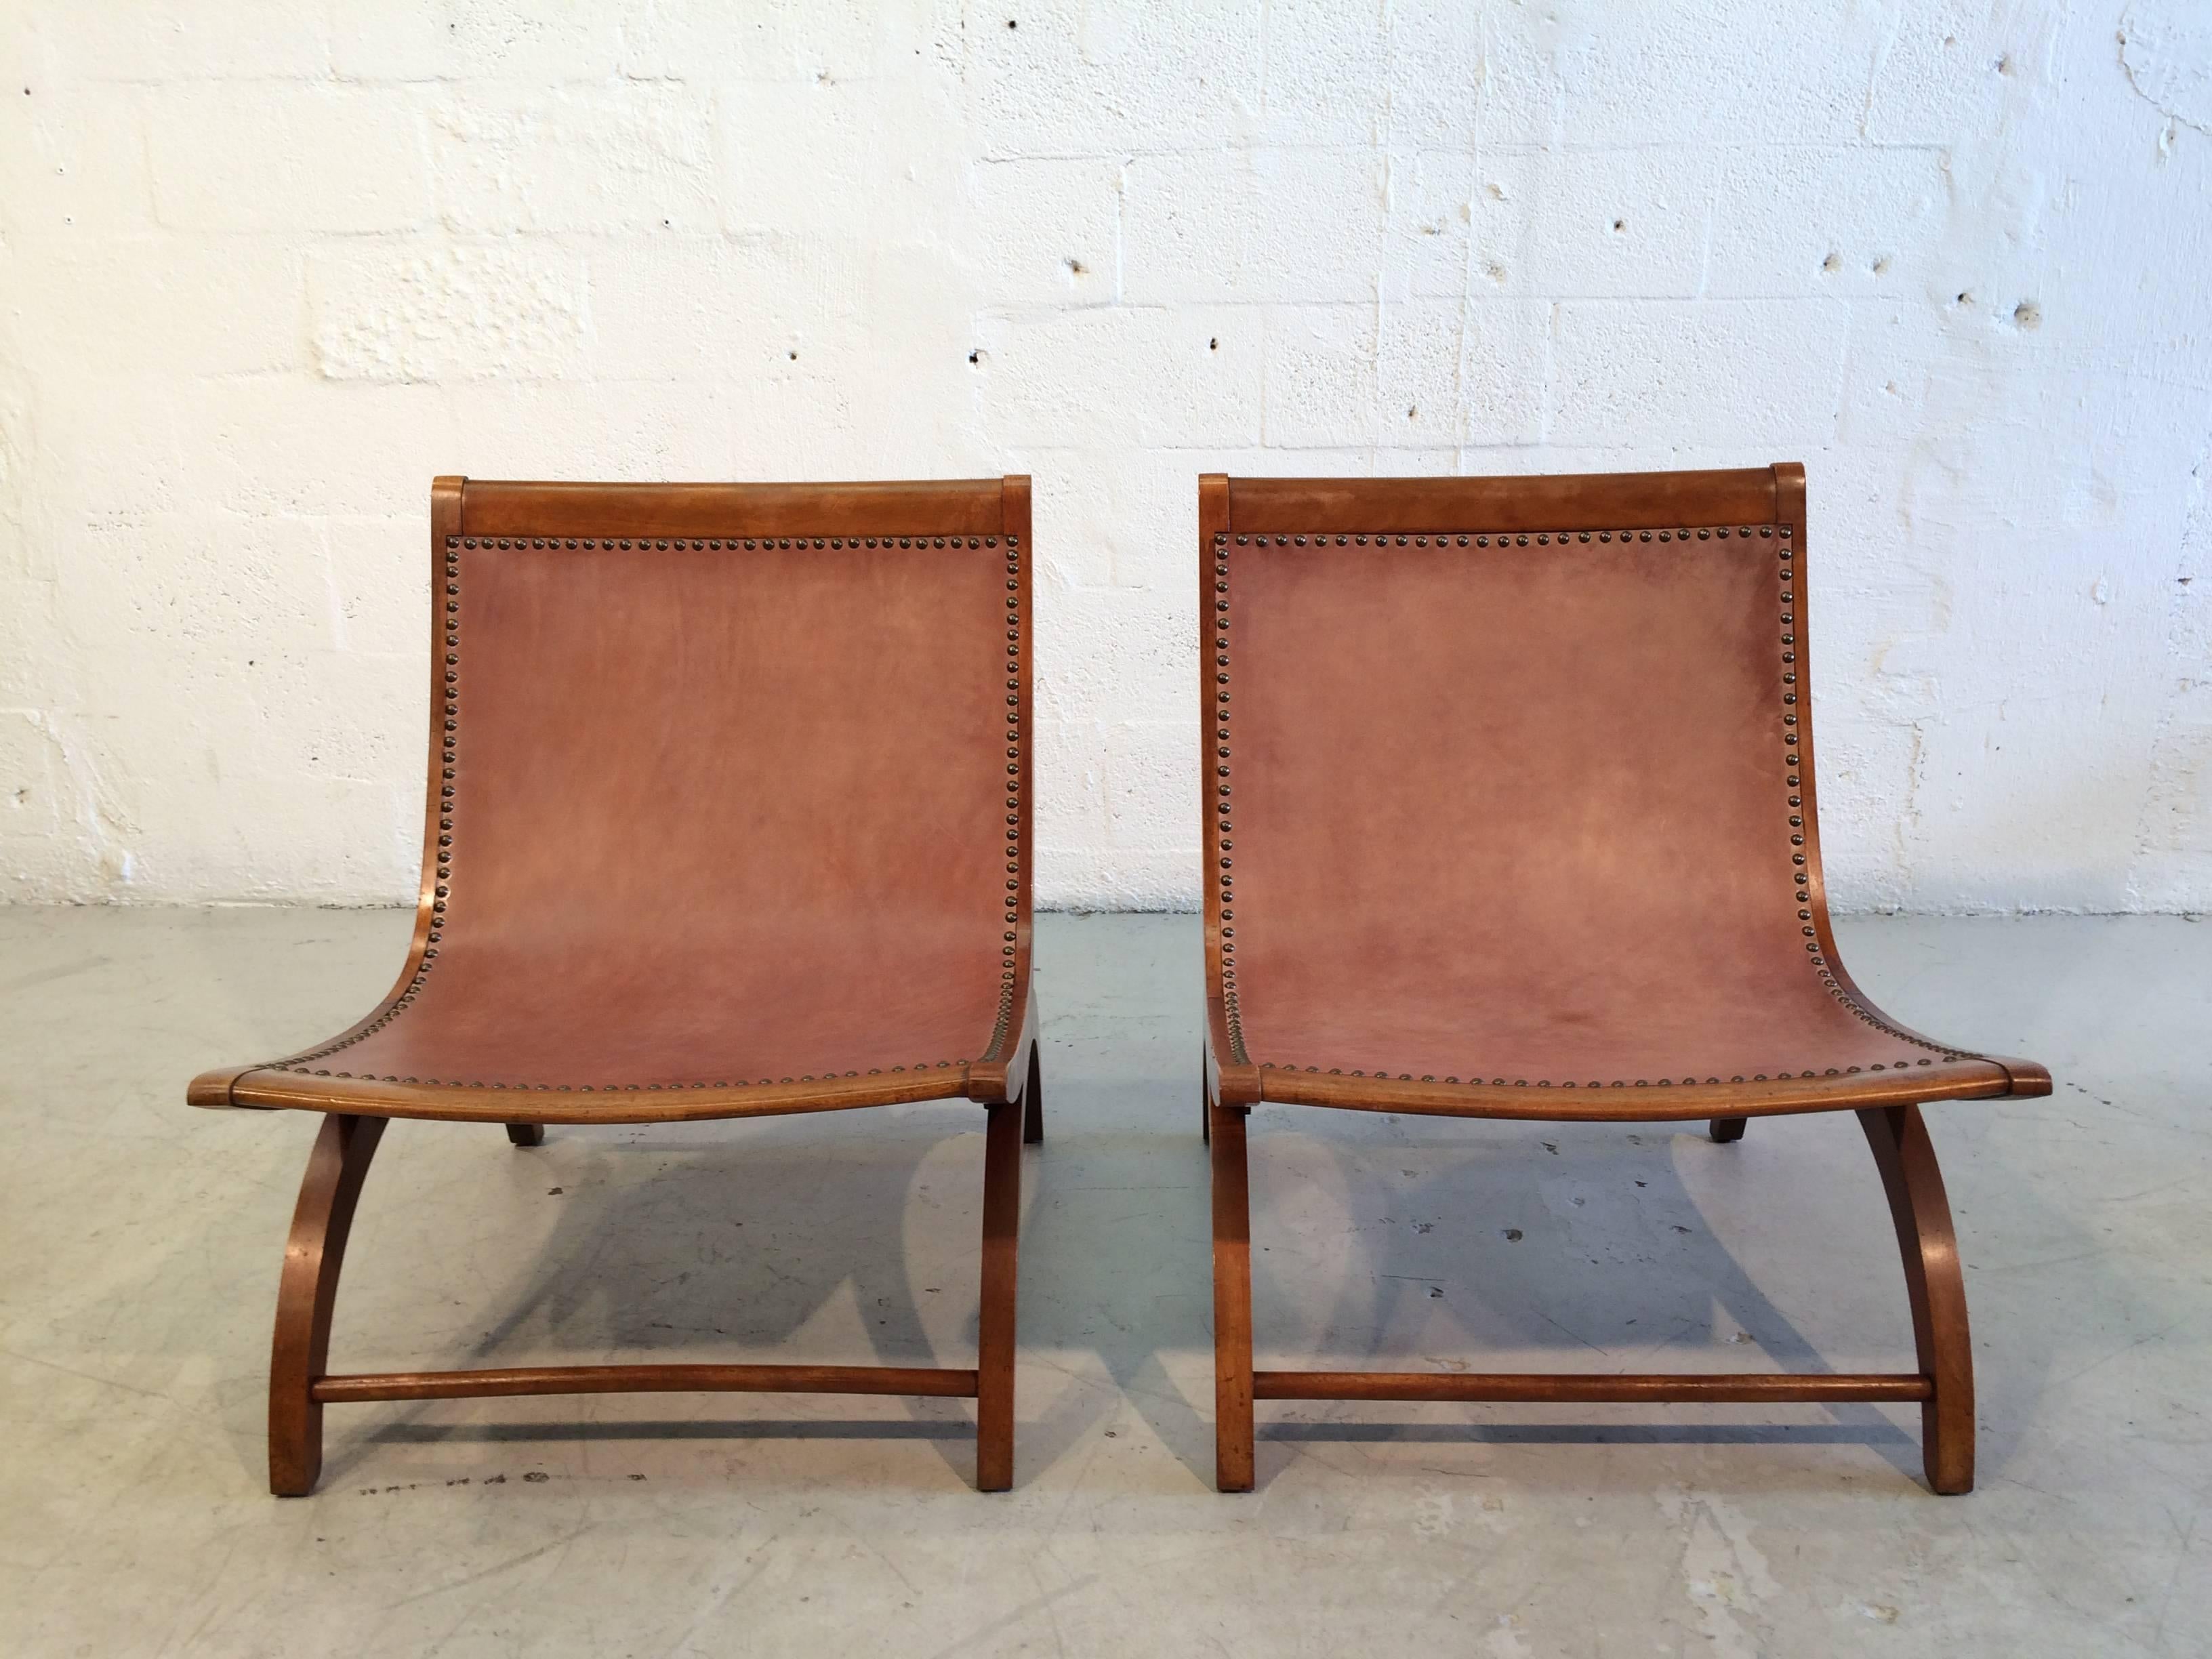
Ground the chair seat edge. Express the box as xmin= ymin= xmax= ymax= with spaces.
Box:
xmin=1252 ymin=1057 xmax=2034 ymax=1120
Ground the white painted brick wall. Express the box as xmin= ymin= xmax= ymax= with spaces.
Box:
xmin=3 ymin=0 xmax=2210 ymax=914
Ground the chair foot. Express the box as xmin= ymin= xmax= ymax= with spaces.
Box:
xmin=270 ymin=1113 xmax=386 ymax=1496
xmin=1860 ymin=1104 xmax=1975 ymax=1494
xmin=505 ymin=1122 xmax=545 ymax=1147
xmin=1210 ymin=1099 xmax=1254 ymax=1491
xmin=1708 ymin=1117 xmax=1747 ymax=1143
xmin=976 ymin=1098 xmax=1023 ymax=1490
xmin=1021 ymin=1040 xmax=1043 ymax=1145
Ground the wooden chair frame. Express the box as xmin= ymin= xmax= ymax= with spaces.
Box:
xmin=194 ymin=477 xmax=1040 ymax=1494
xmin=1197 ymin=467 xmax=2050 ymax=1495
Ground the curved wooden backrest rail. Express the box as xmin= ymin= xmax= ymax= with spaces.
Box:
xmin=197 ymin=475 xmax=1040 ymax=1495
xmin=1200 ymin=463 xmax=2048 ymax=1498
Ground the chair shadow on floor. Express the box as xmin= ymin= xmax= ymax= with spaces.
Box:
xmin=1253 ymin=1113 xmax=1930 ymax=1485
xmin=1022 ymin=1101 xmax=2010 ymax=1494
xmin=313 ymin=1103 xmax=1017 ymax=1490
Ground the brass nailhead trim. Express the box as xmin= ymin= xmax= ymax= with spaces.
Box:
xmin=274 ymin=531 xmax=1025 ymax=1091
xmin=1217 ymin=522 xmax=1971 ymax=1089
xmin=1768 ymin=522 xmax=1967 ymax=1065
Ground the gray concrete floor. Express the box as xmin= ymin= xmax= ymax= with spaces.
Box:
xmin=1 ymin=908 xmax=2207 ymax=1657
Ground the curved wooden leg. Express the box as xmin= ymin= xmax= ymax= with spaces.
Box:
xmin=504 ymin=1123 xmax=544 ymax=1147
xmin=1212 ymin=1100 xmax=1254 ymax=1491
xmin=270 ymin=1113 xmax=387 ymax=1496
xmin=1708 ymin=1117 xmax=1747 ymax=1143
xmin=1859 ymin=1105 xmax=1974 ymax=1494
xmin=976 ymin=1098 xmax=1023 ymax=1490
xmin=1021 ymin=1038 xmax=1043 ymax=1145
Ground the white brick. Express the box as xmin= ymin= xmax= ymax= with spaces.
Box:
xmin=0 ymin=571 xmax=59 ymax=710
xmin=1038 ymin=842 xmax=1193 ymax=912
xmin=718 ymin=75 xmax=965 ymax=242
xmin=1381 ymin=150 xmax=1475 ymax=300
xmin=1382 ymin=1 xmax=1563 ymax=148
xmin=308 ymin=245 xmax=588 ymax=382
xmin=21 ymin=375 xmax=188 ymax=525
xmin=1046 ymin=589 xmax=1189 ymax=726
xmin=1018 ymin=449 xmax=1194 ymax=590
xmin=967 ymin=0 xmax=1264 ymax=158
xmin=9 ymin=241 xmax=303 ymax=378
xmin=2131 ymin=572 xmax=2212 ymax=907
xmin=1258 ymin=306 xmax=1481 ymax=451
xmin=1258 ymin=3 xmax=1388 ymax=146
xmin=0 ymin=708 xmax=83 ymax=899
xmin=621 ymin=0 xmax=945 ymax=84
xmin=975 ymin=306 xmax=1262 ymax=449
xmin=148 ymin=87 xmax=430 ymax=232
xmin=1556 ymin=8 xmax=1871 ymax=146
xmin=49 ymin=510 xmax=331 ymax=659
xmin=1205 ymin=443 xmax=1463 ymax=483
xmin=1123 ymin=149 xmax=1387 ymax=304
xmin=587 ymin=234 xmax=859 ymax=382
xmin=842 ymin=241 xmax=989 ymax=464
xmin=1103 ymin=717 xmax=1197 ymax=848
xmin=436 ymin=380 xmax=742 ymax=482
xmin=965 ymin=159 xmax=1123 ymax=305
xmin=26 ymin=0 xmax=326 ymax=81
xmin=1032 ymin=718 xmax=1111 ymax=859
xmin=0 ymin=365 xmax=33 ymax=536
xmin=0 ymin=83 xmax=157 ymax=237
xmin=165 ymin=380 xmax=457 ymax=518
xmin=430 ymin=87 xmax=717 ymax=234
xmin=1708 ymin=148 xmax=1952 ymax=299
xmin=1376 ymin=300 xmax=1477 ymax=448
xmin=1471 ymin=148 xmax=1713 ymax=299
xmin=1547 ymin=300 xmax=1850 ymax=449
xmin=331 ymin=6 xmax=623 ymax=83
xmin=65 ymin=653 xmax=422 ymax=901
xmin=1264 ymin=305 xmax=1377 ymax=448
xmin=1835 ymin=297 xmax=1953 ymax=449
xmin=1864 ymin=3 xmax=2063 ymax=147
xmin=323 ymin=516 xmax=431 ymax=659
xmin=1460 ymin=300 xmax=1553 ymax=447
xmin=1265 ymin=300 xmax=1541 ymax=450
